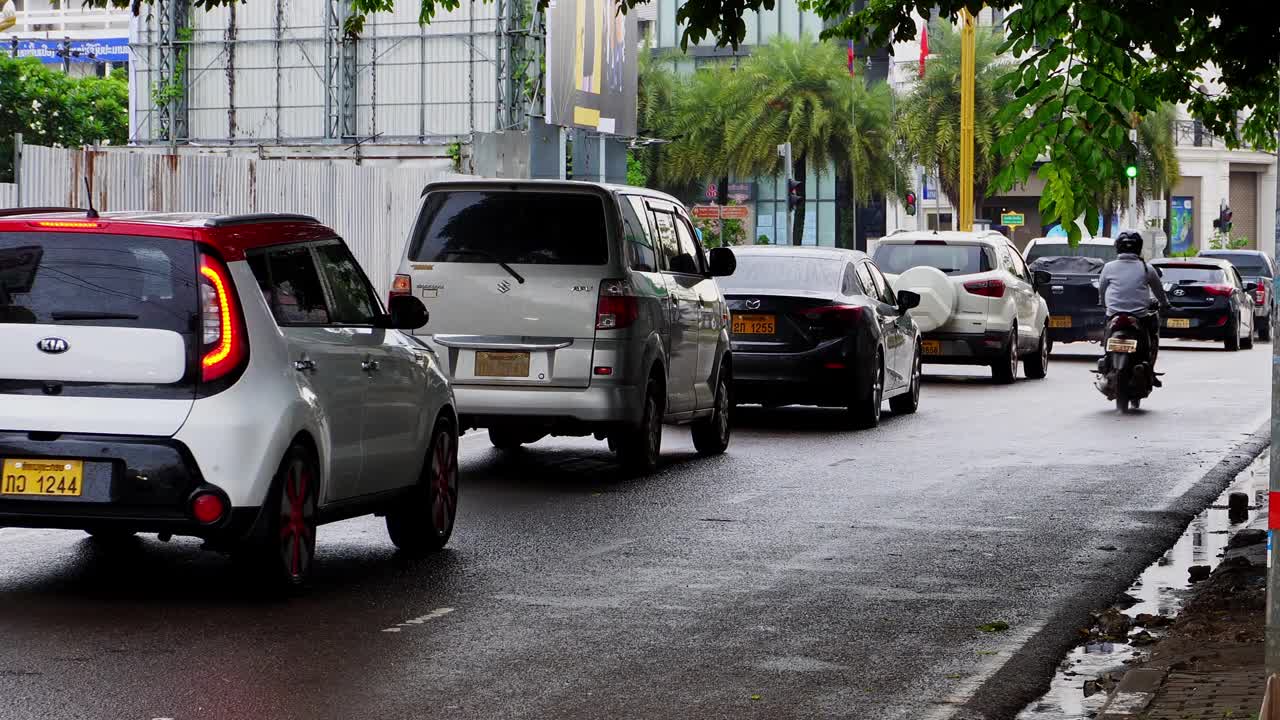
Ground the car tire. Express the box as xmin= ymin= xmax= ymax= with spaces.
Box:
xmin=236 ymin=442 xmax=319 ymax=590
xmin=888 ymin=345 xmax=921 ymax=415
xmin=1023 ymin=326 xmax=1049 ymax=380
xmin=1259 ymin=316 xmax=1272 ymax=342
xmin=849 ymin=353 xmax=883 ymax=429
xmin=691 ymin=363 xmax=731 ymax=456
xmin=386 ymin=415 xmax=459 ymax=555
xmin=1242 ymin=324 xmax=1255 ymax=350
xmin=1224 ymin=319 xmax=1241 ymax=351
xmin=614 ymin=374 xmax=663 ymax=474
xmin=992 ymin=327 xmax=1019 ymax=384
xmin=488 ymin=427 xmax=526 ymax=451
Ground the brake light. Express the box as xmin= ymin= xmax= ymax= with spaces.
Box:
xmin=199 ymin=254 xmax=248 ymax=383
xmin=34 ymin=220 xmax=101 ymax=229
xmin=596 ymin=280 xmax=638 ymax=330
xmin=1203 ymin=284 xmax=1234 ymax=297
xmin=390 ymin=273 xmax=412 ymax=302
xmin=803 ymin=305 xmax=864 ymax=322
xmin=964 ymin=279 xmax=1006 ymax=298
xmin=1256 ymin=284 xmax=1268 ymax=305
xmin=1110 ymin=314 xmax=1138 ymax=329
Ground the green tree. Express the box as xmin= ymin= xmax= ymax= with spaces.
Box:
xmin=896 ymin=22 xmax=1011 ymax=221
xmin=1098 ymin=103 xmax=1180 ymax=235
xmin=0 ymin=57 xmax=129 ymax=183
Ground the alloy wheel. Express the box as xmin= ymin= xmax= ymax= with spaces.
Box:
xmin=430 ymin=428 xmax=459 ymax=537
xmin=278 ymin=456 xmax=317 ymax=584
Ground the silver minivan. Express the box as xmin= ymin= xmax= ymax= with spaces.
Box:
xmin=392 ymin=180 xmax=737 ymax=472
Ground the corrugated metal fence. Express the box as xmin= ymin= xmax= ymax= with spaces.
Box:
xmin=14 ymin=145 xmax=452 ymax=296
xmin=0 ymin=184 xmax=16 ymax=208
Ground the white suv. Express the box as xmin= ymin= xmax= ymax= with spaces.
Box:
xmin=874 ymin=231 xmax=1051 ymax=383
xmin=0 ymin=210 xmax=456 ymax=588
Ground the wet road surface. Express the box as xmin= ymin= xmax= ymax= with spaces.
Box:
xmin=0 ymin=340 xmax=1270 ymax=720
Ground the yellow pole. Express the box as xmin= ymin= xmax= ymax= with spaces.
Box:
xmin=958 ymin=8 xmax=976 ymax=231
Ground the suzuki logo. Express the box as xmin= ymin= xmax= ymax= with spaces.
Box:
xmin=745 ymin=299 xmax=761 ymax=310
xmin=36 ymin=337 xmax=69 ymax=354
xmin=496 ymin=280 xmax=512 ymax=294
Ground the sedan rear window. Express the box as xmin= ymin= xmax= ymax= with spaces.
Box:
xmin=0 ymin=232 xmax=197 ymax=332
xmin=1155 ymin=265 xmax=1229 ymax=285
xmin=717 ymin=255 xmax=843 ymax=294
xmin=873 ymin=243 xmax=993 ymax=276
xmin=409 ymin=190 xmax=609 ymax=265
xmin=1025 ymin=243 xmax=1117 ymax=263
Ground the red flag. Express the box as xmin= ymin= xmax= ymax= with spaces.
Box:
xmin=919 ymin=25 xmax=929 ymax=78
xmin=847 ymin=41 xmax=856 ymax=77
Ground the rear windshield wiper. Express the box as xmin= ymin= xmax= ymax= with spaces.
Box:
xmin=442 ymin=249 xmax=526 ymax=284
xmin=50 ymin=310 xmax=141 ymax=321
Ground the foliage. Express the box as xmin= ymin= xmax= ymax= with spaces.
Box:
xmin=0 ymin=56 xmax=129 ymax=182
xmin=447 ymin=141 xmax=464 ymax=172
xmin=1208 ymin=232 xmax=1250 ymax=251
xmin=895 ymin=22 xmax=1011 ymax=218
xmin=150 ymin=25 xmax=193 ymax=113
xmin=692 ymin=215 xmax=747 ymax=248
xmin=1167 ymin=248 xmax=1199 ymax=259
xmin=1098 ymin=103 xmax=1180 ymax=233
xmin=756 ymin=234 xmax=771 ymax=245
xmin=626 ymin=152 xmax=648 ymax=187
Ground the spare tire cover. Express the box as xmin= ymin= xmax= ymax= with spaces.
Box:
xmin=892 ymin=266 xmax=956 ymax=333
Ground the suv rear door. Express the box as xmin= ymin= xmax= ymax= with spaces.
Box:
xmin=0 ymin=231 xmax=198 ymax=436
xmin=647 ymin=202 xmax=698 ymax=414
xmin=405 ymin=186 xmax=613 ymax=389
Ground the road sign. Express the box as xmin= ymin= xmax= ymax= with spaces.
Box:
xmin=691 ymin=205 xmax=722 ymax=219
xmin=721 ymin=206 xmax=750 ymax=220
xmin=1000 ymin=212 xmax=1025 ymax=228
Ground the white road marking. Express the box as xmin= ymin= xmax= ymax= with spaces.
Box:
xmin=381 ymin=607 xmax=454 ymax=633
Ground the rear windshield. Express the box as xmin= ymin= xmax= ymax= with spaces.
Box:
xmin=1199 ymin=254 xmax=1271 ymax=278
xmin=409 ymin=190 xmax=609 ymax=265
xmin=1156 ymin=265 xmax=1229 ymax=285
xmin=0 ymin=232 xmax=197 ymax=332
xmin=873 ymin=243 xmax=993 ymax=276
xmin=1025 ymin=243 xmax=1117 ymax=263
xmin=718 ymin=255 xmax=842 ymax=294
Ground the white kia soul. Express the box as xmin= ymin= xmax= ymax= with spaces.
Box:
xmin=0 ymin=209 xmax=456 ymax=588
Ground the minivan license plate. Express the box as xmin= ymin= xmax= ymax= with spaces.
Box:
xmin=1105 ymin=338 xmax=1138 ymax=353
xmin=475 ymin=351 xmax=531 ymax=378
xmin=2 ymin=459 xmax=84 ymax=497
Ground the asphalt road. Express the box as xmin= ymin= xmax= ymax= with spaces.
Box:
xmin=0 ymin=339 xmax=1270 ymax=720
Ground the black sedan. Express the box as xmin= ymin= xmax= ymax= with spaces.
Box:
xmin=718 ymin=246 xmax=922 ymax=428
xmin=1151 ymin=258 xmax=1256 ymax=351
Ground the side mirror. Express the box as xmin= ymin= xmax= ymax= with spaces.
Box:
xmin=1032 ymin=270 xmax=1053 ymax=286
xmin=896 ymin=289 xmax=921 ymax=311
xmin=708 ymin=246 xmax=737 ymax=277
xmin=385 ymin=294 xmax=429 ymax=330
xmin=1154 ymin=266 xmax=1164 ymax=278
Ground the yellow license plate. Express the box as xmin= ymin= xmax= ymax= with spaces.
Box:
xmin=732 ymin=314 xmax=776 ymax=335
xmin=475 ymin=351 xmax=530 ymax=378
xmin=921 ymin=339 xmax=942 ymax=356
xmin=1048 ymin=316 xmax=1072 ymax=328
xmin=1106 ymin=338 xmax=1139 ymax=353
xmin=2 ymin=459 xmax=84 ymax=497
xmin=1166 ymin=318 xmax=1191 ymax=329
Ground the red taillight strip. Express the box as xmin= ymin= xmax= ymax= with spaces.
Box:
xmin=1203 ymin=284 xmax=1234 ymax=297
xmin=200 ymin=262 xmax=234 ymax=369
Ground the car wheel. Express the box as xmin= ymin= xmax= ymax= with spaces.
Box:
xmin=691 ymin=363 xmax=731 ymax=456
xmin=1259 ymin=316 xmax=1272 ymax=342
xmin=387 ymin=415 xmax=459 ymax=555
xmin=488 ymin=427 xmax=527 ymax=451
xmin=849 ymin=353 xmax=883 ymax=429
xmin=237 ymin=443 xmax=319 ymax=590
xmin=992 ymin=327 xmax=1019 ymax=384
xmin=1023 ymin=326 xmax=1049 ymax=379
xmin=614 ymin=374 xmax=663 ymax=474
xmin=1242 ymin=324 xmax=1255 ymax=350
xmin=1224 ymin=319 xmax=1241 ymax=351
xmin=888 ymin=345 xmax=921 ymax=415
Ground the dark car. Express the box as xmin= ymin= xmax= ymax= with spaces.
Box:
xmin=1029 ymin=255 xmax=1108 ymax=347
xmin=1151 ymin=258 xmax=1256 ymax=351
xmin=1198 ymin=250 xmax=1274 ymax=341
xmin=718 ymin=247 xmax=922 ymax=428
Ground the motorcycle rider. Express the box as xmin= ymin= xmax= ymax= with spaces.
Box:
xmin=1098 ymin=231 xmax=1171 ymax=385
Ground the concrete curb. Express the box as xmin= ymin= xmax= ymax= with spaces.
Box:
xmin=1096 ymin=668 xmax=1167 ymax=719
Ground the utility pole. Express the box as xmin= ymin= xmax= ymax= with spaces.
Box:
xmin=1266 ymin=53 xmax=1279 ymax=680
xmin=850 ymin=64 xmax=859 ymax=250
xmin=1126 ymin=125 xmax=1138 ymax=230
xmin=957 ymin=8 xmax=975 ymax=232
xmin=779 ymin=142 xmax=793 ymax=245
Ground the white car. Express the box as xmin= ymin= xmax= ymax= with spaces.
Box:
xmin=0 ymin=210 xmax=456 ymax=588
xmin=873 ymin=230 xmax=1051 ymax=383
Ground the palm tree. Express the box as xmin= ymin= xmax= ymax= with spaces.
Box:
xmin=1098 ymin=103 xmax=1181 ymax=235
xmin=896 ymin=22 xmax=1012 ymax=221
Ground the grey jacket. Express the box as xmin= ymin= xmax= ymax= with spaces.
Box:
xmin=1098 ymin=253 xmax=1169 ymax=316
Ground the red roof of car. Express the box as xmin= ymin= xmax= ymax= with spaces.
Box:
xmin=0 ymin=209 xmax=335 ymax=261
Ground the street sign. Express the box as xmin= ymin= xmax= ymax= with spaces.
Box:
xmin=1000 ymin=212 xmax=1025 ymax=228
xmin=691 ymin=205 xmax=722 ymax=219
xmin=721 ymin=206 xmax=750 ymax=220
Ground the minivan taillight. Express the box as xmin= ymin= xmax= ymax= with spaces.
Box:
xmin=596 ymin=280 xmax=639 ymax=330
xmin=964 ymin=279 xmax=1006 ymax=298
xmin=199 ymin=254 xmax=248 ymax=383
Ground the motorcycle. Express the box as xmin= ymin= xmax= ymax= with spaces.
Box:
xmin=1094 ymin=310 xmax=1157 ymax=412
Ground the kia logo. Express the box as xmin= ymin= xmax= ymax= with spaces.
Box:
xmin=37 ymin=337 xmax=69 ymax=354
xmin=745 ymin=299 xmax=761 ymax=310
xmin=497 ymin=280 xmax=512 ymax=294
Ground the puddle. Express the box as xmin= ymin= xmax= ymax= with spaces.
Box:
xmin=1017 ymin=449 xmax=1270 ymax=720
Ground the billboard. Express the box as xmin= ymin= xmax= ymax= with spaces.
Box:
xmin=12 ymin=38 xmax=129 ymax=64
xmin=545 ymin=0 xmax=638 ymax=137
xmin=1170 ymin=197 xmax=1195 ymax=254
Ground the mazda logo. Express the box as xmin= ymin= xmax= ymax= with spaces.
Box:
xmin=745 ymin=299 xmax=761 ymax=310
xmin=37 ymin=337 xmax=69 ymax=354
xmin=497 ymin=280 xmax=512 ymax=294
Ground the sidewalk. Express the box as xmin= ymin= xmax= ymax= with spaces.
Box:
xmin=1098 ymin=529 xmax=1266 ymax=719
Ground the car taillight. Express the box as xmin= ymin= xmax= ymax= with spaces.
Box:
xmin=596 ymin=280 xmax=638 ymax=330
xmin=199 ymin=254 xmax=248 ymax=383
xmin=390 ymin=273 xmax=412 ymax=303
xmin=803 ymin=304 xmax=863 ymax=337
xmin=1203 ymin=284 xmax=1234 ymax=297
xmin=1256 ymin=284 xmax=1268 ymax=305
xmin=964 ymin=279 xmax=1006 ymax=298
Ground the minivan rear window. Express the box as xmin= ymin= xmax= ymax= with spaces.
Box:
xmin=409 ymin=190 xmax=609 ymax=265
xmin=0 ymin=232 xmax=197 ymax=332
xmin=1025 ymin=243 xmax=1117 ymax=263
xmin=873 ymin=243 xmax=994 ymax=276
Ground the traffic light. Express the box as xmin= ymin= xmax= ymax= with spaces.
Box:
xmin=1214 ymin=205 xmax=1233 ymax=232
xmin=787 ymin=179 xmax=804 ymax=211
xmin=1124 ymin=163 xmax=1138 ymax=179
xmin=905 ymin=190 xmax=917 ymax=216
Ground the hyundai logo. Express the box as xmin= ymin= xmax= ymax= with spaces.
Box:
xmin=745 ymin=299 xmax=761 ymax=310
xmin=1173 ymin=288 xmax=1186 ymax=296
xmin=497 ymin=280 xmax=512 ymax=294
xmin=37 ymin=337 xmax=69 ymax=354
